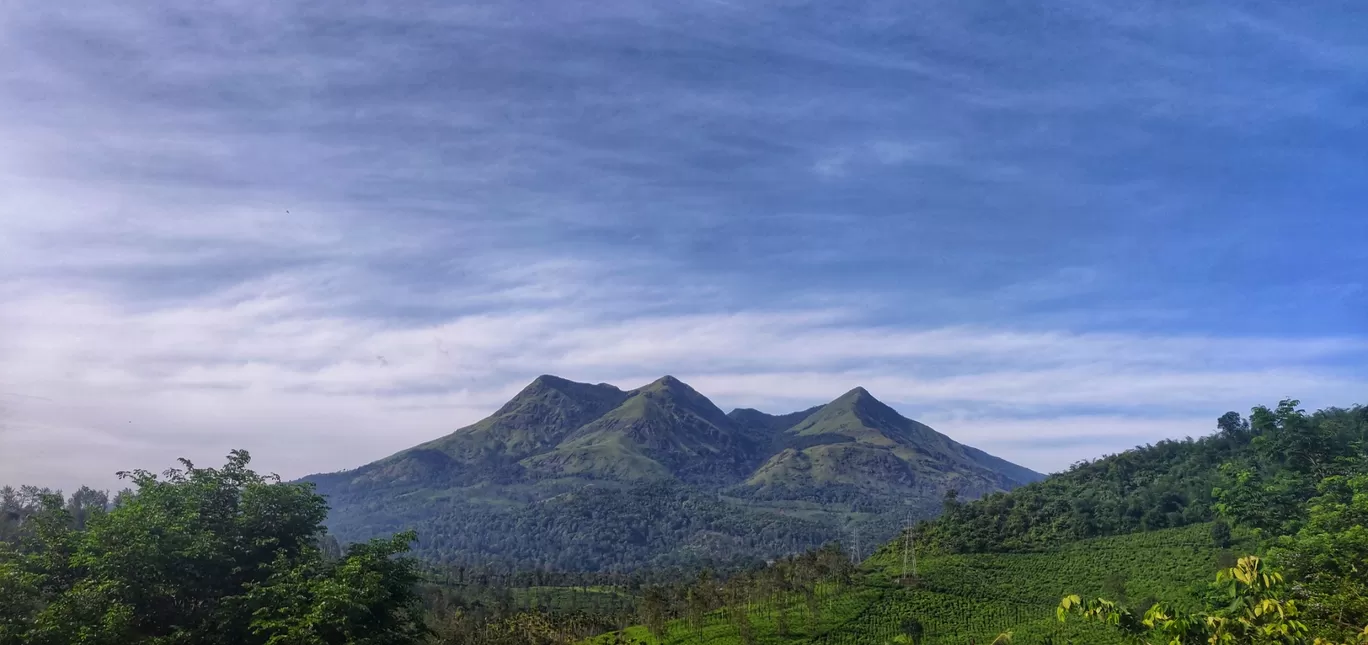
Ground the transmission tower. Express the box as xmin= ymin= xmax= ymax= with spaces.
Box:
xmin=901 ymin=526 xmax=910 ymax=582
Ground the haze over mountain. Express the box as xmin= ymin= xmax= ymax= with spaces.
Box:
xmin=305 ymin=375 xmax=1042 ymax=570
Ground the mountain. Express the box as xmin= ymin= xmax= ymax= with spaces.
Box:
xmin=303 ymin=375 xmax=1043 ymax=570
xmin=522 ymin=376 xmax=754 ymax=483
xmin=742 ymin=387 xmax=1041 ymax=502
xmin=341 ymin=375 xmax=629 ymax=488
xmin=727 ymin=404 xmax=824 ymax=444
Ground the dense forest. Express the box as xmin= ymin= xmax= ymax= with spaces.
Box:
xmin=6 ymin=399 xmax=1368 ymax=644
xmin=319 ymin=480 xmax=855 ymax=572
xmin=916 ymin=400 xmax=1368 ymax=553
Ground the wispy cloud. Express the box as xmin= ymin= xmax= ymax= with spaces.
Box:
xmin=2 ymin=271 xmax=1362 ymax=486
xmin=0 ymin=0 xmax=1363 ymax=489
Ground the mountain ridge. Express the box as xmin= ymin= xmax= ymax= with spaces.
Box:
xmin=303 ymin=374 xmax=1044 ymax=570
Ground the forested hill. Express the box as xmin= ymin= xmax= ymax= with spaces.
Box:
xmin=302 ymin=375 xmax=1043 ymax=570
xmin=594 ymin=399 xmax=1368 ymax=645
xmin=915 ymin=400 xmax=1368 ymax=554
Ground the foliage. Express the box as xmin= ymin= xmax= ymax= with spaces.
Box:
xmin=1059 ymin=556 xmax=1368 ymax=645
xmin=591 ymin=398 xmax=1368 ymax=645
xmin=0 ymin=451 xmax=424 ymax=645
xmin=1269 ymin=474 xmax=1368 ymax=641
xmin=918 ymin=402 xmax=1367 ymax=554
xmin=585 ymin=524 xmax=1232 ymax=644
xmin=318 ymin=479 xmax=851 ymax=572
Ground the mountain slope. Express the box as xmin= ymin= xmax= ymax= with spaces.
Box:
xmin=742 ymin=387 xmax=1044 ymax=502
xmin=318 ymin=375 xmax=629 ymax=490
xmin=523 ymin=376 xmax=754 ymax=483
xmin=303 ymin=375 xmax=1044 ymax=570
xmin=728 ymin=405 xmax=824 ymax=446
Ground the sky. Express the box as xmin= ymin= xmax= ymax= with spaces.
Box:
xmin=1 ymin=0 xmax=1365 ymax=492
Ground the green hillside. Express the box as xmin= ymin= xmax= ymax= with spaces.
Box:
xmin=591 ymin=400 xmax=1368 ymax=645
xmin=593 ymin=524 xmax=1243 ymax=645
xmin=303 ymin=376 xmax=1041 ymax=570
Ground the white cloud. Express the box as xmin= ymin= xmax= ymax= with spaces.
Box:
xmin=1 ymin=271 xmax=1362 ymax=489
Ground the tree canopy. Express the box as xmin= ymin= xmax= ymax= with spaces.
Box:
xmin=0 ymin=450 xmax=425 ymax=645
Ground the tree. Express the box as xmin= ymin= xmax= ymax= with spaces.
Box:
xmin=63 ymin=486 xmax=109 ymax=530
xmin=1272 ymin=475 xmax=1368 ymax=641
xmin=638 ymin=585 xmax=668 ymax=641
xmin=0 ymin=450 xmax=426 ymax=645
xmin=1060 ymin=556 xmax=1368 ymax=645
xmin=900 ymin=617 xmax=925 ymax=644
xmin=1218 ymin=412 xmax=1251 ymax=441
xmin=1211 ymin=519 xmax=1233 ymax=548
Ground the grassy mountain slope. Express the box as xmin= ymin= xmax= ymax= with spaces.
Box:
xmin=320 ymin=375 xmax=630 ymax=489
xmin=524 ymin=376 xmax=754 ymax=483
xmin=728 ymin=405 xmax=825 ymax=445
xmin=742 ymin=387 xmax=1044 ymax=502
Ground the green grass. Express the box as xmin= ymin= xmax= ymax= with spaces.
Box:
xmin=588 ymin=583 xmax=880 ymax=645
xmin=590 ymin=523 xmax=1251 ymax=644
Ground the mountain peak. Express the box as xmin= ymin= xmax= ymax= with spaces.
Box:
xmin=528 ymin=374 xmax=572 ymax=389
xmin=637 ymin=375 xmax=701 ymax=397
xmin=494 ymin=375 xmax=625 ymax=418
xmin=528 ymin=373 xmax=747 ymax=483
xmin=645 ymin=374 xmax=684 ymax=388
xmin=830 ymin=386 xmax=892 ymax=415
xmin=519 ymin=374 xmax=624 ymax=396
xmin=838 ymin=386 xmax=873 ymax=400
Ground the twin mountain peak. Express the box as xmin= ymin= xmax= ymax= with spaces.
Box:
xmin=324 ymin=374 xmax=1044 ymax=499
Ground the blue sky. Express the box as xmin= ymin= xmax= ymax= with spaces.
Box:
xmin=1 ymin=0 xmax=1364 ymax=490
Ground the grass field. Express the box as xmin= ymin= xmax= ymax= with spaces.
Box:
xmin=589 ymin=523 xmax=1252 ymax=644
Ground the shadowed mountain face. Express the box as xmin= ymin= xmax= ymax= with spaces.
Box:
xmin=303 ymin=375 xmax=1043 ymax=571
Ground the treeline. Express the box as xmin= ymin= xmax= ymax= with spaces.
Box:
xmin=1 ymin=484 xmax=119 ymax=538
xmin=917 ymin=400 xmax=1368 ymax=554
xmin=415 ymin=544 xmax=861 ymax=644
xmin=419 ymin=583 xmax=640 ymax=645
xmin=638 ymin=545 xmax=860 ymax=642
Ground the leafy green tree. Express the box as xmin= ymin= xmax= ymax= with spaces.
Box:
xmin=0 ymin=451 xmax=425 ymax=645
xmin=1272 ymin=475 xmax=1368 ymax=641
xmin=1211 ymin=519 xmax=1233 ymax=548
xmin=899 ymin=616 xmax=925 ymax=644
xmin=1218 ymin=412 xmax=1251 ymax=441
xmin=1060 ymin=556 xmax=1368 ymax=645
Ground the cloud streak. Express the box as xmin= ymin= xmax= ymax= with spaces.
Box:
xmin=2 ymin=271 xmax=1362 ymax=488
xmin=1 ymin=0 xmax=1364 ymax=490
